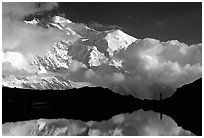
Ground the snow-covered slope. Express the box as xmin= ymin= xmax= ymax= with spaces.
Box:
xmin=105 ymin=29 xmax=137 ymax=56
xmin=32 ymin=16 xmax=136 ymax=70
xmin=2 ymin=74 xmax=93 ymax=90
xmin=3 ymin=16 xmax=136 ymax=91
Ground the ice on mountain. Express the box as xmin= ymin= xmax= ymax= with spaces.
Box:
xmin=52 ymin=16 xmax=72 ymax=26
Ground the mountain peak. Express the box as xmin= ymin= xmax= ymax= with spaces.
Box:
xmin=105 ymin=29 xmax=137 ymax=55
xmin=52 ymin=16 xmax=72 ymax=25
xmin=106 ymin=29 xmax=137 ymax=41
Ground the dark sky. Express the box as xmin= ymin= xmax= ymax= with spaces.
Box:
xmin=58 ymin=2 xmax=201 ymax=45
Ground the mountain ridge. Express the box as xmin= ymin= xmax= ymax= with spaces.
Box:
xmin=2 ymin=15 xmax=202 ymax=100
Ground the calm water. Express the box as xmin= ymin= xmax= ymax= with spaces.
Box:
xmin=2 ymin=86 xmax=144 ymax=123
xmin=2 ymin=79 xmax=202 ymax=135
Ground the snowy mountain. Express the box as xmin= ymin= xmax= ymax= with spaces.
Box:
xmin=2 ymin=15 xmax=202 ymax=100
xmin=3 ymin=16 xmax=137 ymax=91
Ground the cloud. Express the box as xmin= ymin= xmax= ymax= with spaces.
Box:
xmin=3 ymin=51 xmax=31 ymax=71
xmin=88 ymin=22 xmax=122 ymax=31
xmin=81 ymin=38 xmax=202 ymax=99
xmin=3 ymin=21 xmax=66 ymax=55
xmin=112 ymin=73 xmax=125 ymax=82
xmin=84 ymin=66 xmax=125 ymax=87
xmin=68 ymin=60 xmax=86 ymax=72
xmin=85 ymin=69 xmax=96 ymax=79
xmin=2 ymin=2 xmax=67 ymax=74
xmin=2 ymin=2 xmax=58 ymax=20
xmin=116 ymin=38 xmax=201 ymax=97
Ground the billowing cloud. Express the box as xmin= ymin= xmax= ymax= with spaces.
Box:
xmin=2 ymin=2 xmax=67 ymax=74
xmin=80 ymin=38 xmax=201 ymax=99
xmin=118 ymin=39 xmax=201 ymax=84
xmin=3 ymin=51 xmax=33 ymax=71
